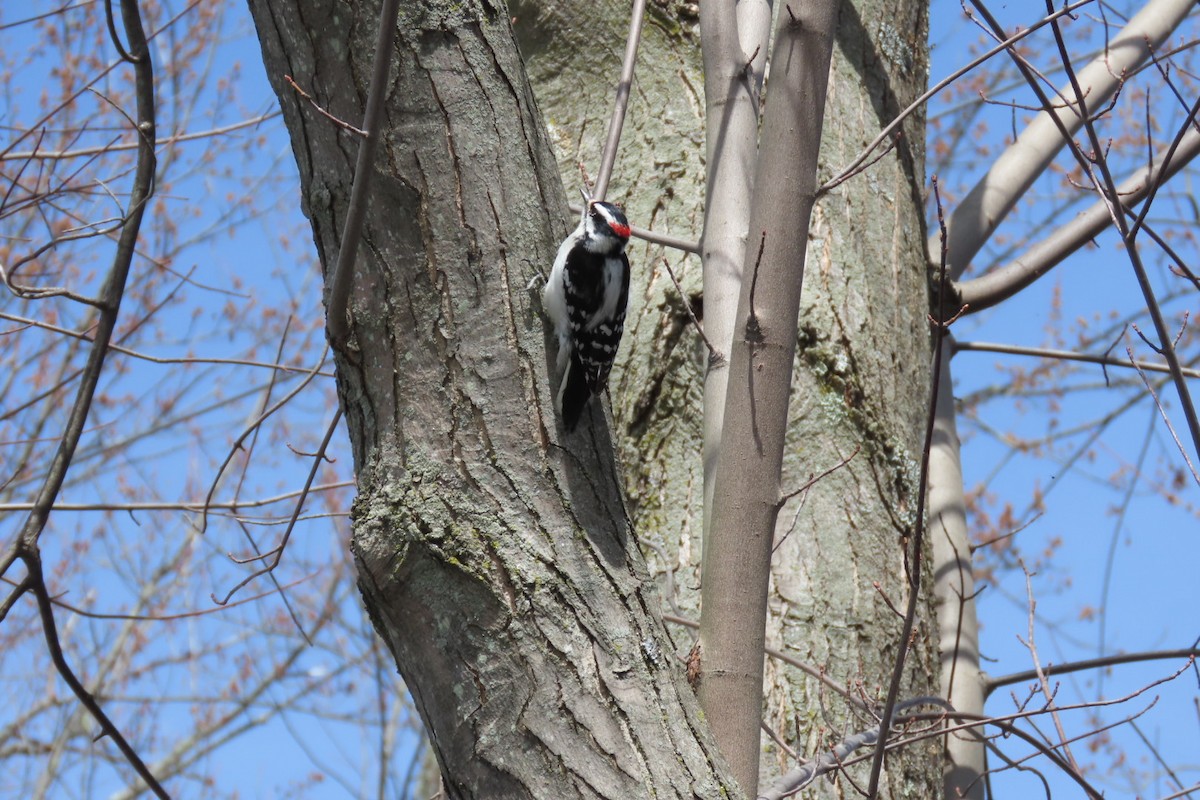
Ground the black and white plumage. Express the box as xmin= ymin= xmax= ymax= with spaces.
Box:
xmin=543 ymin=198 xmax=632 ymax=431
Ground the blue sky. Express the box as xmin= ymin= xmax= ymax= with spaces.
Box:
xmin=929 ymin=2 xmax=1200 ymax=796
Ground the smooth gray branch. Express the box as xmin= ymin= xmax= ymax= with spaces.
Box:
xmin=939 ymin=0 xmax=1193 ymax=278
xmin=955 ymin=127 xmax=1200 ymax=314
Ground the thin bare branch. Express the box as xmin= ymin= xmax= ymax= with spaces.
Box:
xmin=592 ymin=0 xmax=646 ymax=201
xmin=1 ymin=109 xmax=283 ymax=161
xmin=284 ymin=75 xmax=367 ymax=136
xmin=822 ymin=0 xmax=1097 ymax=195
xmin=659 ymin=257 xmax=721 ymax=365
xmin=987 ymin=649 xmax=1200 ymax=695
xmin=0 ymin=310 xmax=332 ymax=376
xmin=0 ymin=481 xmax=354 ymax=513
xmin=4 ymin=571 xmax=316 ymax=623
xmin=25 ymin=553 xmax=169 ymax=798
xmin=1127 ymin=349 xmax=1200 ymax=487
xmin=776 ymin=445 xmax=860 ymax=507
xmin=199 ymin=344 xmax=330 ymax=533
xmin=953 ymin=339 xmax=1200 ymax=380
xmin=572 ymin=204 xmax=700 ymax=253
xmin=324 ymin=0 xmax=400 ymax=347
xmin=212 ymin=408 xmax=343 ymax=605
xmin=866 ymin=175 xmax=953 ymax=795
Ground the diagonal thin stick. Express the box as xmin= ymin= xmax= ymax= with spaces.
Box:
xmin=592 ymin=0 xmax=647 ymax=201
xmin=325 ymin=0 xmax=401 ymax=346
xmin=1127 ymin=347 xmax=1200 ymax=487
xmin=26 ymin=554 xmax=170 ymax=798
xmin=212 ymin=408 xmax=343 ymax=605
xmin=660 ymin=257 xmax=723 ymax=365
xmin=866 ymin=176 xmax=953 ymax=795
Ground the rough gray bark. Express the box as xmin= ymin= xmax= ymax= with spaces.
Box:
xmin=246 ymin=0 xmax=737 ymax=797
xmin=511 ymin=0 xmax=713 ymax=630
xmin=520 ymin=1 xmax=942 ymax=796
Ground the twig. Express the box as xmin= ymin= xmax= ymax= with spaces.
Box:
xmin=968 ymin=512 xmax=1042 ymax=552
xmin=1129 ymin=716 xmax=1195 ymax=800
xmin=1161 ymin=783 xmax=1200 ymax=800
xmin=659 ymin=257 xmax=723 ymax=366
xmin=570 ymin=205 xmax=699 ymax=252
xmin=0 ymin=481 xmax=353 ymax=513
xmin=0 ymin=309 xmax=332 ymax=375
xmin=944 ymin=0 xmax=1190 ymax=283
xmin=225 ymin=319 xmax=312 ymax=643
xmin=1018 ymin=559 xmax=1082 ymax=775
xmin=199 ymin=345 xmax=330 ymax=533
xmin=5 ymin=572 xmax=315 ymax=623
xmin=324 ymin=0 xmax=401 ymax=347
xmin=592 ymin=0 xmax=647 ymax=201
xmin=1 ymin=109 xmax=283 ymax=162
xmin=760 ymin=720 xmax=798 ymax=761
xmin=1129 ymin=92 xmax=1200 ymax=241
xmin=284 ymin=75 xmax=367 ymax=136
xmin=986 ymin=648 xmax=1200 ymax=695
xmin=953 ymin=339 xmax=1200 ymax=380
xmin=776 ymin=444 xmax=860 ymax=506
xmin=212 ymin=408 xmax=343 ymax=605
xmin=772 ymin=445 xmax=861 ymax=555
xmin=865 ymin=176 xmax=950 ymax=795
xmin=890 ymin=708 xmax=1110 ymax=799
xmin=26 ymin=553 xmax=170 ymax=798
xmin=103 ymin=0 xmax=133 ymax=62
xmin=1127 ymin=348 xmax=1200 ymax=487
xmin=821 ymin=0 xmax=1096 ymax=194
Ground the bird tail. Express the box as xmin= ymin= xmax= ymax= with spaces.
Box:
xmin=556 ymin=349 xmax=593 ymax=431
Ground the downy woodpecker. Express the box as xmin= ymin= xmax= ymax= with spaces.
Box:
xmin=543 ymin=194 xmax=632 ymax=431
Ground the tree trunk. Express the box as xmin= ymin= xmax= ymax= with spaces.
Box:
xmin=511 ymin=0 xmax=714 ymax=647
xmin=521 ymin=0 xmax=942 ymax=793
xmin=760 ymin=2 xmax=940 ymax=794
xmin=251 ymin=0 xmax=942 ymax=794
xmin=246 ymin=0 xmax=737 ymax=797
xmin=753 ymin=0 xmax=940 ymax=796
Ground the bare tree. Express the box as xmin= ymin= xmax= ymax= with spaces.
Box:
xmin=0 ymin=2 xmax=418 ymax=797
xmin=3 ymin=0 xmax=1200 ymax=797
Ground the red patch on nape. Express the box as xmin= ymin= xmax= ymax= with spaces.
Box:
xmin=610 ymin=223 xmax=631 ymax=239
